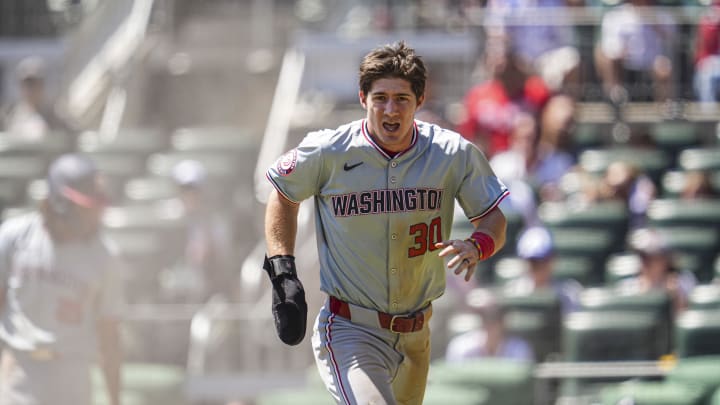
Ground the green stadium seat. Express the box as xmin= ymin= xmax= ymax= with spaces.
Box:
xmin=578 ymin=147 xmax=671 ymax=183
xmin=550 ymin=228 xmax=617 ymax=285
xmin=170 ymin=126 xmax=256 ymax=153
xmin=496 ymin=289 xmax=562 ymax=361
xmin=605 ymin=252 xmax=642 ymax=285
xmin=0 ymin=131 xmax=73 ymax=158
xmin=578 ymin=288 xmax=672 ymax=313
xmin=645 ymin=226 xmax=720 ymax=283
xmin=77 ymin=129 xmax=167 ymax=156
xmin=647 ymin=199 xmax=720 ymax=228
xmin=428 ymin=359 xmax=534 ymax=405
xmin=650 ymin=121 xmax=701 ymax=158
xmin=688 ymin=285 xmax=720 ymax=310
xmin=494 ymin=257 xmax=528 ymax=285
xmin=678 ymin=147 xmax=720 ymax=172
xmin=554 ymin=256 xmax=595 ymax=286
xmin=713 ymin=386 xmax=720 ymax=405
xmin=666 ymin=355 xmax=720 ymax=397
xmin=598 ymin=380 xmax=705 ymax=405
xmin=0 ymin=155 xmax=49 ymax=211
xmin=170 ymin=126 xmax=260 ymax=176
xmin=494 ymin=255 xmax=593 ymax=286
xmin=563 ymin=310 xmax=664 ymax=362
xmin=576 ymin=288 xmax=673 ymax=355
xmin=674 ymin=310 xmax=720 ymax=358
xmin=660 ymin=170 xmax=720 ymax=198
xmin=146 ymin=151 xmax=242 ymax=187
xmin=573 ymin=122 xmax=609 ymax=152
xmin=0 ymin=155 xmax=48 ymax=181
xmin=539 ymin=200 xmax=629 ymax=252
xmin=423 ymin=384 xmax=491 ymax=405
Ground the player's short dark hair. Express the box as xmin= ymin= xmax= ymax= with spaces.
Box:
xmin=358 ymin=41 xmax=427 ymax=101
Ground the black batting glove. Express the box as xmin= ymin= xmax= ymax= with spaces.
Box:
xmin=263 ymin=255 xmax=308 ymax=346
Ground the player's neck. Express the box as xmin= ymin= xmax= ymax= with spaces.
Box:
xmin=378 ymin=145 xmax=400 ymax=158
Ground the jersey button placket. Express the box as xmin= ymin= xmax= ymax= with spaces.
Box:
xmin=387 ymin=160 xmax=400 ymax=313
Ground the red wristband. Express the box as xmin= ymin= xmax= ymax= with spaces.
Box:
xmin=466 ymin=231 xmax=495 ymax=260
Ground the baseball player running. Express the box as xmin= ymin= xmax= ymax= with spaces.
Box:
xmin=263 ymin=41 xmax=508 ymax=405
xmin=0 ymin=153 xmax=123 ymax=405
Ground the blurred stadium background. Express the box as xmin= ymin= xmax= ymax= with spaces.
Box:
xmin=1 ymin=0 xmax=720 ymax=404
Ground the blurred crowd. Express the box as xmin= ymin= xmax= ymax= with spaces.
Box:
xmin=0 ymin=1 xmax=719 ymax=402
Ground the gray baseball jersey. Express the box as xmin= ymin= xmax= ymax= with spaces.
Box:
xmin=0 ymin=212 xmax=124 ymax=405
xmin=266 ymin=119 xmax=508 ymax=314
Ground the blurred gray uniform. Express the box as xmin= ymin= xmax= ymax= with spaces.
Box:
xmin=267 ymin=119 xmax=508 ymax=404
xmin=0 ymin=212 xmax=124 ymax=405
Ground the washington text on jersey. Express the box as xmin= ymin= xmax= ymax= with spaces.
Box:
xmin=330 ymin=187 xmax=444 ymax=217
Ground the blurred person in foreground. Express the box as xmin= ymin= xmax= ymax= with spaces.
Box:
xmin=0 ymin=153 xmax=123 ymax=405
xmin=504 ymin=226 xmax=582 ymax=314
xmin=160 ymin=159 xmax=234 ymax=303
xmin=0 ymin=56 xmax=78 ymax=142
xmin=456 ymin=41 xmax=551 ymax=157
xmin=263 ymin=41 xmax=508 ymax=404
xmin=445 ymin=289 xmax=533 ymax=363
xmin=617 ymin=228 xmax=696 ymax=314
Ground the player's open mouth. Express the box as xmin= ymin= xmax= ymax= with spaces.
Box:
xmin=383 ymin=122 xmax=400 ymax=132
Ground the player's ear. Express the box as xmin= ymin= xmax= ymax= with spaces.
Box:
xmin=416 ymin=93 xmax=426 ymax=110
xmin=359 ymin=90 xmax=367 ymax=109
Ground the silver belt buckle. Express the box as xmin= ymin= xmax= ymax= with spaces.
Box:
xmin=389 ymin=314 xmax=404 ymax=333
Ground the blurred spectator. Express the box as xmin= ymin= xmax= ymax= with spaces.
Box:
xmin=491 ymin=95 xmax=576 ymax=196
xmin=536 ymin=94 xmax=577 ymax=201
xmin=586 ymin=160 xmax=657 ymax=228
xmin=490 ymin=112 xmax=542 ymax=226
xmin=0 ymin=56 xmax=78 ymax=141
xmin=594 ymin=0 xmax=676 ymax=103
xmin=456 ymin=42 xmax=551 ymax=157
xmin=445 ymin=289 xmax=534 ymax=362
xmin=503 ymin=226 xmax=582 ymax=314
xmin=484 ymin=0 xmax=581 ymax=94
xmin=681 ymin=170 xmax=719 ymax=200
xmin=693 ymin=0 xmax=720 ymax=106
xmin=159 ymin=160 xmax=235 ymax=303
xmin=617 ymin=228 xmax=697 ymax=314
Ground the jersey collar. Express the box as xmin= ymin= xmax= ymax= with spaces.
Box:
xmin=361 ymin=120 xmax=418 ymax=160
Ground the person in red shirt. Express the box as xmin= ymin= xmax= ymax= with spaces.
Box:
xmin=457 ymin=43 xmax=551 ymax=157
xmin=694 ymin=0 xmax=720 ymax=105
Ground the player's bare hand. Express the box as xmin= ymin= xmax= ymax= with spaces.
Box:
xmin=435 ymin=239 xmax=479 ymax=282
